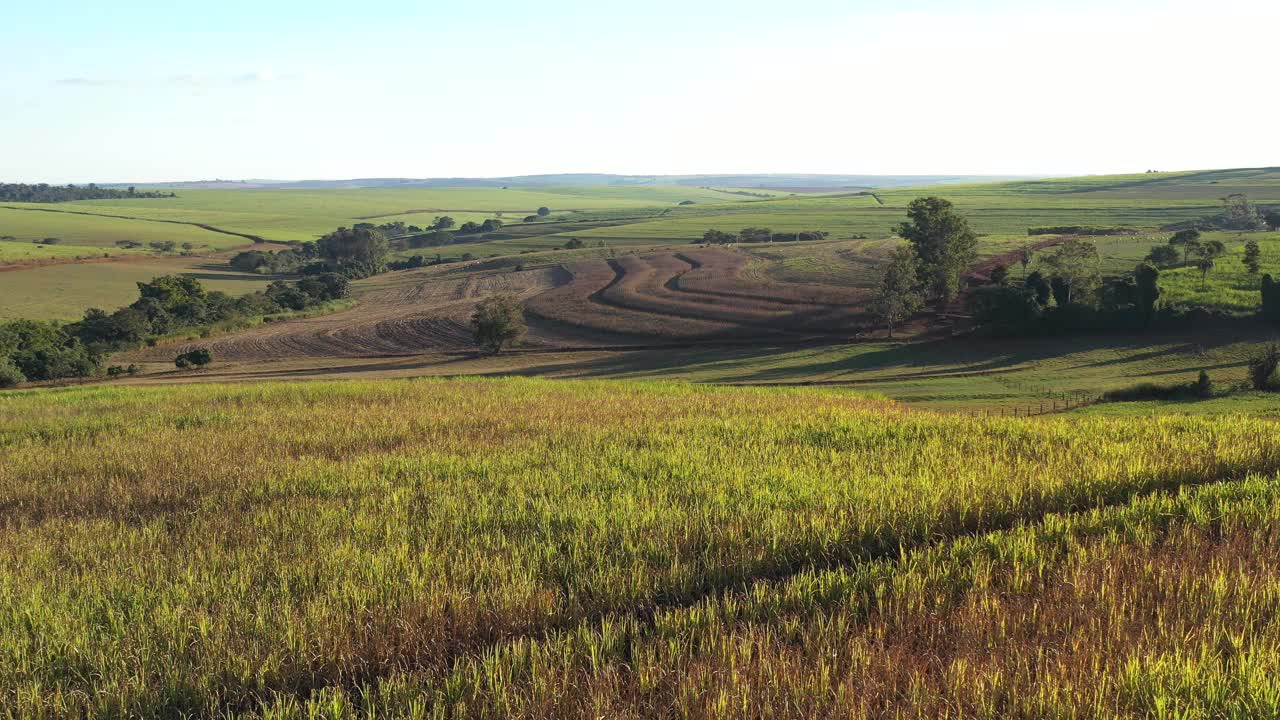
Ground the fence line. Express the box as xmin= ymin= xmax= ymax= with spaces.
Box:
xmin=966 ymin=390 xmax=1103 ymax=418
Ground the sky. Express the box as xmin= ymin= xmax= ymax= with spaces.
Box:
xmin=3 ymin=0 xmax=1278 ymax=183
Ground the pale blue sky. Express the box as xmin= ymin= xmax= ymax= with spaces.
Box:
xmin=4 ymin=0 xmax=1277 ymax=182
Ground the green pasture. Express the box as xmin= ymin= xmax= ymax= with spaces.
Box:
xmin=0 ymin=256 xmax=277 ymax=321
xmin=0 ymin=239 xmax=127 ymax=262
xmin=0 ymin=206 xmax=237 ymax=250
xmin=60 ymin=186 xmax=750 ymax=242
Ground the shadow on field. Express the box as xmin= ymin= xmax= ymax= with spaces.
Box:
xmin=489 ymin=324 xmax=1267 ymax=387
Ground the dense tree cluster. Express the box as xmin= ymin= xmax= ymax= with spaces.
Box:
xmin=1164 ymin=194 xmax=1271 ymax=233
xmin=229 ymin=243 xmax=320 ymax=274
xmin=0 ymin=274 xmax=348 ymax=387
xmin=315 ymin=226 xmax=390 ymax=277
xmin=404 ymin=231 xmax=460 ymax=249
xmin=231 ymin=225 xmax=395 ymax=279
xmin=174 ymin=347 xmax=213 ymax=370
xmin=0 ymin=183 xmax=175 ymax=202
xmin=456 ymin=219 xmax=504 ymax=235
xmin=354 ymin=221 xmax=423 ymax=237
xmin=895 ymin=197 xmax=978 ymax=302
xmin=964 ymin=245 xmax=1266 ymax=336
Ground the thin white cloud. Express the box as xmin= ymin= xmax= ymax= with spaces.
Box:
xmin=55 ymin=77 xmax=117 ymax=87
xmin=55 ymin=71 xmax=301 ymax=88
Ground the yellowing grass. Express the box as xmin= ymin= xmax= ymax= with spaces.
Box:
xmin=2 ymin=378 xmax=1280 ymax=717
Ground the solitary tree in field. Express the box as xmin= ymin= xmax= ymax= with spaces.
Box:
xmin=894 ymin=197 xmax=978 ymax=302
xmin=1264 ymin=275 xmax=1280 ymax=322
xmin=1133 ymin=262 xmax=1161 ymax=322
xmin=1248 ymin=343 xmax=1280 ymax=390
xmin=1244 ymin=238 xmax=1262 ymax=274
xmin=1197 ymin=257 xmax=1216 ymax=289
xmin=537 ymin=206 xmax=551 ymax=217
xmin=471 ymin=294 xmax=527 ymax=354
xmin=1039 ymin=238 xmax=1100 ymax=305
xmin=174 ymin=347 xmax=213 ymax=370
xmin=870 ymin=246 xmax=925 ymax=338
xmin=1197 ymin=239 xmax=1227 ymax=261
xmin=1017 ymin=245 xmax=1034 ymax=276
xmin=1169 ymin=229 xmax=1202 ymax=267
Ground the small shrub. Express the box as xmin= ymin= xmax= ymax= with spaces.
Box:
xmin=1196 ymin=369 xmax=1212 ymax=398
xmin=1248 ymin=343 xmax=1280 ymax=391
xmin=175 ymin=347 xmax=213 ymax=370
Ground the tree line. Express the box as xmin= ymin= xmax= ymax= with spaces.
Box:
xmin=230 ymin=225 xmax=391 ymax=278
xmin=1164 ymin=194 xmax=1280 ymax=233
xmin=229 ymin=216 xmax=518 ymax=279
xmin=870 ymin=194 xmax=1280 ymax=338
xmin=701 ymin=228 xmax=831 ymax=244
xmin=0 ymin=183 xmax=175 ymax=202
xmin=0 ymin=274 xmax=348 ymax=387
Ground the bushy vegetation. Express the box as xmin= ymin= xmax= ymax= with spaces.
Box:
xmin=229 ymin=225 xmax=392 ymax=279
xmin=0 ymin=182 xmax=175 ymax=202
xmin=471 ymin=293 xmax=527 ymax=353
xmin=0 ymin=320 xmax=100 ymax=384
xmin=1248 ymin=343 xmax=1280 ymax=391
xmin=0 ymin=273 xmax=348 ymax=385
xmin=174 ymin=346 xmax=213 ymax=369
xmin=1165 ymin=193 xmax=1271 ymax=232
xmin=3 ymin=379 xmax=1280 ymax=716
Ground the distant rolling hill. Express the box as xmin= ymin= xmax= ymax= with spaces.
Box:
xmin=107 ymin=173 xmax=1036 ymax=192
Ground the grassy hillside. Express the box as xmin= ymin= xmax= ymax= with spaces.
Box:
xmin=0 ymin=206 xmax=240 ymax=250
xmin=5 ymin=168 xmax=1279 ymax=331
xmin=2 ymin=378 xmax=1280 ymax=716
xmin=60 ymin=186 xmax=750 ymax=242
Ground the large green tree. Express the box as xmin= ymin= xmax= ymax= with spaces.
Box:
xmin=869 ymin=246 xmax=925 ymax=338
xmin=1219 ymin=194 xmax=1266 ymax=231
xmin=1039 ymin=238 xmax=1100 ymax=305
xmin=1133 ymin=262 xmax=1161 ymax=321
xmin=894 ymin=197 xmax=978 ymax=302
xmin=1168 ymin=229 xmax=1201 ymax=267
xmin=471 ymin=294 xmax=527 ymax=354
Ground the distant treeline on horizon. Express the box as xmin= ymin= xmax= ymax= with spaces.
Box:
xmin=0 ymin=182 xmax=175 ymax=203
